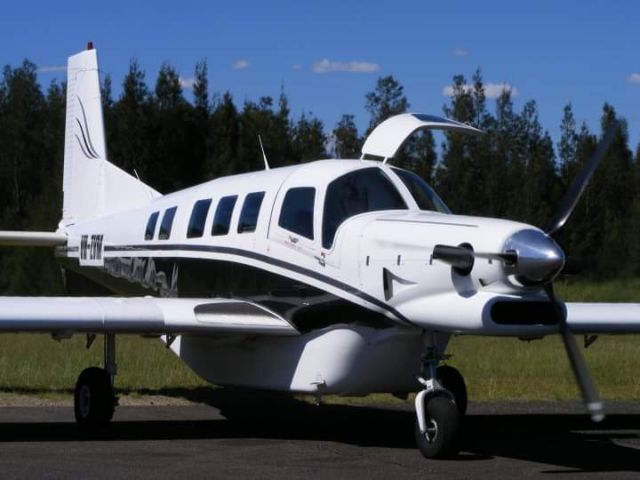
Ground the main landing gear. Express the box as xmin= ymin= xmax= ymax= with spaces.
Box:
xmin=74 ymin=333 xmax=117 ymax=429
xmin=414 ymin=343 xmax=467 ymax=459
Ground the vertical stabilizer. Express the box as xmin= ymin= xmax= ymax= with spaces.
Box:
xmin=62 ymin=45 xmax=159 ymax=225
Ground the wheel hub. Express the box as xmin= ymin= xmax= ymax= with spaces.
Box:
xmin=424 ymin=419 xmax=438 ymax=443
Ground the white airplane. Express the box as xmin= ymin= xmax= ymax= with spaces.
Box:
xmin=0 ymin=44 xmax=638 ymax=459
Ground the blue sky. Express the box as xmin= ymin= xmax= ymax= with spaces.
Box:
xmin=1 ymin=0 xmax=639 ymax=152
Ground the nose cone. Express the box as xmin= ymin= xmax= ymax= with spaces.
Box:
xmin=503 ymin=229 xmax=565 ymax=285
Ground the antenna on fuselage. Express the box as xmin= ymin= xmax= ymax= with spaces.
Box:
xmin=258 ymin=135 xmax=270 ymax=170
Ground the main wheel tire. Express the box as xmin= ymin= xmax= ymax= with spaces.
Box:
xmin=415 ymin=395 xmax=461 ymax=459
xmin=74 ymin=367 xmax=115 ymax=429
xmin=438 ymin=365 xmax=467 ymax=415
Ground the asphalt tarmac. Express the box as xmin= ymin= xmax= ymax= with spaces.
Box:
xmin=0 ymin=395 xmax=638 ymax=479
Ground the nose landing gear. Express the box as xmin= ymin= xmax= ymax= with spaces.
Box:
xmin=414 ymin=343 xmax=466 ymax=459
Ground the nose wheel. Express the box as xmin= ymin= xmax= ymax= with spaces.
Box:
xmin=414 ymin=394 xmax=460 ymax=459
xmin=414 ymin=341 xmax=464 ymax=458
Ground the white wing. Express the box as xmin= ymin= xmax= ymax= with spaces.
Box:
xmin=0 ymin=297 xmax=297 ymax=336
xmin=566 ymin=303 xmax=640 ymax=333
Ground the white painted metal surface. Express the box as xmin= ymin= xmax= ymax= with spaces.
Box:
xmin=566 ymin=303 xmax=640 ymax=333
xmin=171 ymin=326 xmax=426 ymax=394
xmin=361 ymin=113 xmax=483 ymax=160
xmin=0 ymin=297 xmax=297 ymax=335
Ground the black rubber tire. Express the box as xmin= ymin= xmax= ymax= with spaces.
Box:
xmin=74 ymin=367 xmax=115 ymax=429
xmin=438 ymin=365 xmax=468 ymax=415
xmin=414 ymin=395 xmax=461 ymax=459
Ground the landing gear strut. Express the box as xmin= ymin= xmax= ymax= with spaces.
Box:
xmin=74 ymin=333 xmax=117 ymax=429
xmin=414 ymin=338 xmax=463 ymax=459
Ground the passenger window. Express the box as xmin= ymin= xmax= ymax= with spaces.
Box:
xmin=158 ymin=207 xmax=177 ymax=240
xmin=279 ymin=187 xmax=315 ymax=240
xmin=322 ymin=168 xmax=407 ymax=249
xmin=212 ymin=195 xmax=238 ymax=236
xmin=238 ymin=192 xmax=266 ymax=233
xmin=145 ymin=211 xmax=159 ymax=240
xmin=187 ymin=199 xmax=212 ymax=238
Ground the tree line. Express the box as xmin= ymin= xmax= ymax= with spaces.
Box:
xmin=0 ymin=59 xmax=638 ymax=294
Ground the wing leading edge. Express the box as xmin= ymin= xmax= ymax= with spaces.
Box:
xmin=0 ymin=297 xmax=298 ymax=336
xmin=566 ymin=303 xmax=640 ymax=333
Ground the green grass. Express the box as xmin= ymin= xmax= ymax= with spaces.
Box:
xmin=0 ymin=278 xmax=639 ymax=404
xmin=0 ymin=335 xmax=206 ymax=400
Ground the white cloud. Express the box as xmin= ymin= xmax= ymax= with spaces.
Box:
xmin=628 ymin=73 xmax=640 ymax=84
xmin=452 ymin=48 xmax=468 ymax=57
xmin=232 ymin=59 xmax=250 ymax=70
xmin=311 ymin=58 xmax=380 ymax=74
xmin=37 ymin=65 xmax=66 ymax=73
xmin=179 ymin=77 xmax=196 ymax=90
xmin=442 ymin=82 xmax=519 ymax=99
xmin=292 ymin=63 xmax=302 ymax=71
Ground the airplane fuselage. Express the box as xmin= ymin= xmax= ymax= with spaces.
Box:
xmin=55 ymin=159 xmax=558 ymax=395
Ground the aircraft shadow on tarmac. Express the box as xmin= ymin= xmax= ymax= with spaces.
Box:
xmin=0 ymin=388 xmax=638 ymax=473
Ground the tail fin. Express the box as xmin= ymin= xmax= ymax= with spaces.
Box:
xmin=62 ymin=45 xmax=159 ymax=225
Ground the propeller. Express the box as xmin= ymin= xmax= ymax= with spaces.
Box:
xmin=431 ymin=121 xmax=620 ymax=421
xmin=538 ymin=121 xmax=619 ymax=423
xmin=544 ymin=283 xmax=604 ymax=422
xmin=544 ymin=122 xmax=620 ymax=236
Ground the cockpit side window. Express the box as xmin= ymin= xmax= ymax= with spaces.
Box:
xmin=279 ymin=187 xmax=315 ymax=240
xmin=391 ymin=168 xmax=451 ymax=214
xmin=322 ymin=167 xmax=407 ymax=249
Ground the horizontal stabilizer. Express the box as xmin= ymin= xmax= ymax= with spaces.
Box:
xmin=0 ymin=231 xmax=67 ymax=247
xmin=0 ymin=297 xmax=298 ymax=336
xmin=566 ymin=303 xmax=640 ymax=333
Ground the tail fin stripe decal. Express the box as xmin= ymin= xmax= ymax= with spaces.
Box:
xmin=76 ymin=97 xmax=100 ymax=158
xmin=75 ymin=119 xmax=99 ymax=159
xmin=74 ymin=133 xmax=95 ymax=160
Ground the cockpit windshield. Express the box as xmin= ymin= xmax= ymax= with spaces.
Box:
xmin=323 ymin=167 xmax=407 ymax=249
xmin=391 ymin=168 xmax=451 ymax=214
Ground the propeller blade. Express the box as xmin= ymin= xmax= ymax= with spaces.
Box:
xmin=545 ymin=284 xmax=604 ymax=422
xmin=544 ymin=122 xmax=620 ymax=236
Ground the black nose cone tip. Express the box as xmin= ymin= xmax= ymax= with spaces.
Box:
xmin=503 ymin=229 xmax=566 ymax=285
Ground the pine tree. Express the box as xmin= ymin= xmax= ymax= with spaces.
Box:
xmin=332 ymin=114 xmax=360 ymax=159
xmin=109 ymin=59 xmax=153 ymax=185
xmin=193 ymin=60 xmax=209 ymax=114
xmin=293 ymin=112 xmax=327 ymax=161
xmin=395 ymin=131 xmax=437 ymax=182
xmin=206 ymin=91 xmax=240 ymax=178
xmin=364 ymin=75 xmax=409 ymax=135
xmin=151 ymin=62 xmax=202 ymax=191
xmin=436 ymin=73 xmax=486 ymax=214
